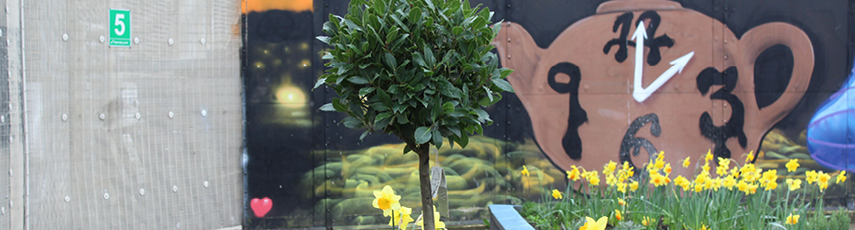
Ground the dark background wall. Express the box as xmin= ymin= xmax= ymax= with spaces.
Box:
xmin=241 ymin=0 xmax=852 ymax=228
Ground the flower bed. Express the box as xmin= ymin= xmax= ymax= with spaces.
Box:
xmin=519 ymin=151 xmax=851 ymax=229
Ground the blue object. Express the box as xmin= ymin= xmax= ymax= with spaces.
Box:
xmin=807 ymin=60 xmax=855 ymax=171
xmin=488 ymin=204 xmax=534 ymax=230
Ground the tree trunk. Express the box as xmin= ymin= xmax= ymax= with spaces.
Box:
xmin=417 ymin=143 xmax=435 ymax=230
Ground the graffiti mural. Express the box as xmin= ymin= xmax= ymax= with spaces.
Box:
xmin=243 ymin=0 xmax=854 ymax=228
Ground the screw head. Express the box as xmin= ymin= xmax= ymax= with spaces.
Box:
xmin=64 ymin=196 xmax=70 ymax=202
xmin=168 ymin=38 xmax=174 ymax=45
xmin=99 ymin=113 xmax=106 ymax=120
xmin=139 ymin=189 xmax=145 ymax=196
xmin=172 ymin=185 xmax=178 ymax=192
xmin=200 ymin=38 xmax=206 ymax=45
xmin=135 ymin=113 xmax=141 ymax=120
xmin=201 ymin=109 xmax=207 ymax=117
xmin=203 ymin=181 xmax=209 ymax=188
xmin=62 ymin=34 xmax=68 ymax=41
xmin=61 ymin=114 xmax=67 ymax=121
xmin=103 ymin=193 xmax=109 ymax=200
xmin=99 ymin=35 xmax=105 ymax=43
xmin=168 ymin=111 xmax=174 ymax=118
xmin=134 ymin=37 xmax=139 ymax=44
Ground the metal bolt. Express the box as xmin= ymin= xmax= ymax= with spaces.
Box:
xmin=135 ymin=113 xmax=141 ymax=120
xmin=139 ymin=189 xmax=145 ymax=196
xmin=203 ymin=181 xmax=209 ymax=188
xmin=201 ymin=109 xmax=207 ymax=117
xmin=200 ymin=38 xmax=206 ymax=45
xmin=103 ymin=193 xmax=109 ymax=200
xmin=99 ymin=35 xmax=105 ymax=43
xmin=168 ymin=38 xmax=174 ymax=45
xmin=172 ymin=185 xmax=178 ymax=192
xmin=64 ymin=196 xmax=70 ymax=202
xmin=168 ymin=111 xmax=174 ymax=118
xmin=61 ymin=114 xmax=67 ymax=121
xmin=62 ymin=34 xmax=68 ymax=41
xmin=99 ymin=113 xmax=106 ymax=120
xmin=134 ymin=37 xmax=139 ymax=44
xmin=724 ymin=55 xmax=728 ymax=60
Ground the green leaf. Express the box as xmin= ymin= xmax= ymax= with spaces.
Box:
xmin=332 ymin=98 xmax=347 ymax=112
xmin=457 ymin=133 xmax=469 ymax=148
xmin=348 ymin=76 xmax=369 ymax=84
xmin=452 ymin=26 xmax=463 ymax=36
xmin=370 ymin=102 xmax=390 ymax=112
xmin=359 ymin=130 xmax=370 ymax=141
xmin=432 ymin=129 xmax=443 ymax=149
xmin=319 ymin=103 xmax=336 ymax=112
xmin=316 ymin=36 xmax=331 ymax=44
xmin=447 ymin=126 xmax=461 ymax=137
xmin=492 ymin=21 xmax=502 ymax=38
xmin=359 ymin=87 xmax=376 ymax=96
xmin=500 ymin=68 xmax=514 ymax=78
xmin=414 ymin=126 xmax=432 ymax=144
xmin=396 ymin=113 xmax=409 ymax=124
xmin=492 ymin=78 xmax=514 ymax=93
xmin=403 ymin=144 xmax=412 ymax=154
xmin=343 ymin=117 xmax=363 ymax=129
xmin=409 ymin=7 xmax=422 ymax=23
xmin=424 ymin=46 xmax=436 ymax=67
xmin=374 ymin=112 xmax=394 ymax=130
xmin=413 ymin=52 xmax=426 ymax=67
xmin=344 ymin=18 xmax=363 ymax=31
xmin=442 ymin=102 xmax=454 ymax=113
xmin=425 ymin=0 xmax=436 ymax=11
xmin=483 ymin=85 xmax=494 ymax=102
xmin=313 ymin=77 xmax=327 ymax=90
xmin=377 ymin=89 xmax=392 ymax=106
xmin=384 ymin=52 xmax=397 ymax=69
xmin=474 ymin=108 xmax=491 ymax=123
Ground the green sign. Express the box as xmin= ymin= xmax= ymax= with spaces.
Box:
xmin=109 ymin=9 xmax=131 ymax=47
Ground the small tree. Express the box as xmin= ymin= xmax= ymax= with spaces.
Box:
xmin=315 ymin=0 xmax=512 ymax=228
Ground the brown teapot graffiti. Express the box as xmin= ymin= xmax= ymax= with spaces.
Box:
xmin=494 ymin=0 xmax=813 ymax=177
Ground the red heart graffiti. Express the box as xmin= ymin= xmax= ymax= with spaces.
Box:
xmin=251 ymin=197 xmax=273 ymax=218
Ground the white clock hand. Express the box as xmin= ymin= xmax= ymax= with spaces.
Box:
xmin=632 ymin=21 xmax=647 ymax=100
xmin=632 ymin=52 xmax=695 ymax=102
xmin=631 ymin=21 xmax=694 ymax=102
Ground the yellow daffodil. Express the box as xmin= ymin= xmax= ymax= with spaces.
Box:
xmin=579 ymin=216 xmax=608 ymax=230
xmin=837 ymin=171 xmax=847 ymax=184
xmin=521 ymin=166 xmax=530 ymax=177
xmin=552 ymin=189 xmax=563 ymax=199
xmin=818 ymin=172 xmax=831 ymax=192
xmin=618 ymin=198 xmax=626 ymax=206
xmin=642 ymin=216 xmax=653 ymax=226
xmin=806 ymin=170 xmax=818 ymax=184
xmin=567 ymin=166 xmax=581 ymax=181
xmin=712 ymin=178 xmax=723 ymax=191
xmin=416 ymin=206 xmax=445 ymax=230
xmin=617 ymin=182 xmax=627 ymax=193
xmin=746 ymin=150 xmax=755 ymax=162
xmin=700 ymin=224 xmax=709 ymax=230
xmin=682 ymin=156 xmax=691 ymax=168
xmin=760 ymin=169 xmax=778 ymax=188
xmin=675 ymin=175 xmax=691 ymax=191
xmin=705 ymin=150 xmax=713 ymax=162
xmin=389 ymin=206 xmax=414 ymax=230
xmin=587 ymin=171 xmax=601 ymax=186
xmin=765 ymin=181 xmax=778 ymax=191
xmin=723 ymin=176 xmax=737 ymax=190
xmin=716 ymin=157 xmax=730 ymax=176
xmin=664 ymin=163 xmax=672 ymax=175
xmin=614 ymin=209 xmax=622 ymax=221
xmin=730 ymin=167 xmax=740 ymax=178
xmin=786 ymin=159 xmax=799 ymax=172
xmin=786 ymin=178 xmax=802 ymax=191
xmin=606 ymin=174 xmax=618 ymax=186
xmin=630 ymin=181 xmax=639 ymax=192
xmin=650 ymin=172 xmax=668 ymax=187
xmin=653 ymin=159 xmax=665 ymax=172
xmin=373 ymin=185 xmax=402 ymax=216
xmin=786 ymin=213 xmax=800 ymax=225
xmin=657 ymin=151 xmax=665 ymax=160
xmin=604 ymin=161 xmax=617 ymax=175
xmin=737 ymin=180 xmax=749 ymax=194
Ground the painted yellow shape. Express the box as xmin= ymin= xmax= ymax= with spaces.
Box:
xmin=242 ymin=0 xmax=313 ymax=14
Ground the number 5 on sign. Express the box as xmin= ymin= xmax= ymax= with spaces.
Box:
xmin=109 ymin=9 xmax=131 ymax=47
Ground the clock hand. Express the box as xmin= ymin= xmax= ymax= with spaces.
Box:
xmin=633 ymin=51 xmax=695 ymax=102
xmin=632 ymin=21 xmax=647 ymax=99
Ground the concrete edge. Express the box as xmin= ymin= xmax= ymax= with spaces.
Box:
xmin=488 ymin=205 xmax=533 ymax=230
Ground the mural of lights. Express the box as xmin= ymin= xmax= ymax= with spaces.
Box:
xmin=276 ymin=84 xmax=307 ymax=109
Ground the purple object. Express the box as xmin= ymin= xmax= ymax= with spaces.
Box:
xmin=807 ymin=62 xmax=855 ymax=171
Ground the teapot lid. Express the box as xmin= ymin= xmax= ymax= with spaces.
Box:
xmin=597 ymin=0 xmax=684 ymax=14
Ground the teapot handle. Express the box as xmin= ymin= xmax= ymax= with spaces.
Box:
xmin=739 ymin=22 xmax=814 ymax=125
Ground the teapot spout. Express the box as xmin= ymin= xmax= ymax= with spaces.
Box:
xmin=491 ymin=22 xmax=542 ymax=93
